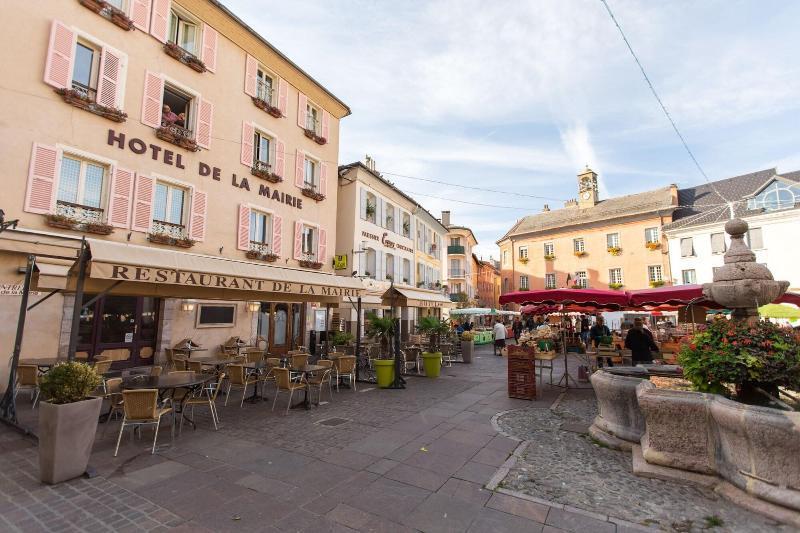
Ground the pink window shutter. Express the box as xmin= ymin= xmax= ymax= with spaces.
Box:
xmin=272 ymin=215 xmax=283 ymax=257
xmin=318 ymin=228 xmax=328 ymax=264
xmin=293 ymin=221 xmax=303 ymax=260
xmin=130 ymin=0 xmax=152 ymax=32
xmin=201 ymin=25 xmax=218 ymax=73
xmin=196 ymin=98 xmax=213 ymax=149
xmin=107 ymin=167 xmax=135 ymax=228
xmin=319 ymin=163 xmax=328 ymax=198
xmin=297 ymin=93 xmax=307 ymax=128
xmin=244 ymin=54 xmax=257 ymax=97
xmin=274 ymin=139 xmax=286 ymax=178
xmin=189 ymin=190 xmax=208 ymax=241
xmin=149 ymin=0 xmax=170 ymax=43
xmin=321 ymin=111 xmax=330 ymax=140
xmin=131 ymin=174 xmax=154 ymax=232
xmin=24 ymin=143 xmax=59 ymax=215
xmin=240 ymin=121 xmax=254 ymax=167
xmin=294 ymin=150 xmax=305 ymax=188
xmin=278 ymin=78 xmax=288 ymax=116
xmin=97 ymin=47 xmax=124 ymax=109
xmin=140 ymin=71 xmax=163 ymax=127
xmin=43 ymin=20 xmax=75 ymax=89
xmin=237 ymin=204 xmax=250 ymax=251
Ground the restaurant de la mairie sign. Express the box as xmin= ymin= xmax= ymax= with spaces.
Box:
xmin=106 ymin=129 xmax=303 ymax=211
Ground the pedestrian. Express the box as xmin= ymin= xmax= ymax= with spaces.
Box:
xmin=525 ymin=315 xmax=534 ymax=331
xmin=493 ymin=319 xmax=506 ymax=356
xmin=625 ymin=317 xmax=660 ymax=364
xmin=512 ymin=318 xmax=523 ymax=342
xmin=580 ymin=315 xmax=591 ymax=346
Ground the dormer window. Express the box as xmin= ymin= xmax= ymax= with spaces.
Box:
xmin=746 ymin=180 xmax=800 ymax=211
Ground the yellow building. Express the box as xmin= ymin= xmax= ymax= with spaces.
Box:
xmin=442 ymin=211 xmax=478 ymax=304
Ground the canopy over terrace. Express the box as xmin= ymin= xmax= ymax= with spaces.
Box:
xmin=450 ymin=308 xmax=520 ymax=316
xmin=500 ymin=288 xmax=630 ymax=310
xmin=381 ymin=286 xmax=454 ymax=309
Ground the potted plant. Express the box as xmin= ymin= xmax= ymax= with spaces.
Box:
xmin=607 ymin=246 xmax=622 ymax=256
xmin=608 ymin=282 xmax=624 ymax=290
xmin=402 ymin=277 xmax=409 ymax=284
xmin=402 ymin=221 xmax=410 ymax=235
xmin=331 ymin=331 xmax=354 ymax=348
xmin=460 ymin=331 xmax=475 ymax=364
xmin=544 ymin=254 xmax=555 ymax=260
xmin=367 ymin=313 xmax=396 ymax=388
xmin=646 ymin=242 xmax=661 ymax=250
xmin=570 ymin=284 xmax=583 ymax=289
xmin=38 ymin=361 xmax=103 ymax=484
xmin=418 ymin=316 xmax=449 ymax=378
xmin=365 ymin=202 xmax=376 ymax=220
xmin=518 ymin=257 xmax=529 ymax=264
xmin=574 ymin=250 xmax=587 ymax=257
xmin=649 ymin=280 xmax=665 ymax=288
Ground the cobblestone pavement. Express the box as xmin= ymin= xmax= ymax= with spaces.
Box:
xmin=496 ymin=390 xmax=790 ymax=533
xmin=0 ymin=348 xmax=789 ymax=532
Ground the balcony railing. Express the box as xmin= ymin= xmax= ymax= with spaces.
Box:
xmin=256 ymin=80 xmax=274 ymax=106
xmin=70 ymin=81 xmax=97 ymax=102
xmin=449 ymin=269 xmax=466 ymax=278
xmin=56 ymin=200 xmax=104 ymax=223
xmin=152 ymin=220 xmax=187 ymax=239
xmin=447 ymin=245 xmax=465 ymax=255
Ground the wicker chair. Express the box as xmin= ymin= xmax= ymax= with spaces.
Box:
xmin=101 ymin=378 xmax=124 ymax=435
xmin=15 ymin=364 xmax=40 ymax=408
xmin=244 ymin=348 xmax=264 ymax=364
xmin=271 ymin=367 xmax=307 ymax=414
xmin=333 ymin=356 xmax=357 ymax=392
xmin=289 ymin=354 xmax=308 ymax=381
xmin=224 ymin=364 xmax=259 ymax=407
xmin=114 ymin=389 xmax=173 ymax=456
xmin=401 ymin=349 xmax=419 ymax=375
xmin=164 ymin=349 xmax=177 ymax=371
xmin=181 ymin=372 xmax=225 ymax=432
xmin=306 ymin=360 xmax=333 ymax=404
xmin=93 ymin=358 xmax=113 ymax=375
xmin=150 ymin=366 xmax=163 ymax=377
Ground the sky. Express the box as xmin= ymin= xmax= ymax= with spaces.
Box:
xmin=225 ymin=0 xmax=800 ymax=260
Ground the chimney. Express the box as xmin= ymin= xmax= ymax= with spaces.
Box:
xmin=564 ymin=199 xmax=578 ymax=208
xmin=441 ymin=210 xmax=451 ymax=227
xmin=542 ymin=204 xmax=550 ymax=212
xmin=364 ymin=154 xmax=377 ymax=172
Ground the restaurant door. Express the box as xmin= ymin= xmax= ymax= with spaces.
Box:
xmin=76 ymin=295 xmax=160 ymax=368
xmin=257 ymin=302 xmax=305 ymax=355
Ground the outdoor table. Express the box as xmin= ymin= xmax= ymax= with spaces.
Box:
xmin=290 ymin=364 xmax=325 ymax=410
xmin=122 ymin=372 xmax=213 ymax=430
xmin=192 ymin=356 xmax=240 ymax=369
xmin=19 ymin=357 xmax=62 ymax=372
xmin=178 ymin=347 xmax=209 ymax=358
xmin=242 ymin=361 xmax=272 ymax=403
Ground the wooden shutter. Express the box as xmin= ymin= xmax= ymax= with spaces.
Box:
xmin=201 ymin=25 xmax=218 ymax=73
xmin=748 ymin=228 xmax=763 ymax=249
xmin=321 ymin=110 xmax=330 ymax=140
xmin=237 ymin=203 xmax=250 ymax=251
xmin=274 ymin=139 xmax=285 ymax=178
xmin=149 ymin=0 xmax=170 ymax=43
xmin=711 ymin=232 xmax=726 ymax=254
xmin=130 ymin=0 xmax=152 ymax=31
xmin=294 ymin=150 xmax=304 ymax=188
xmin=189 ymin=190 xmax=207 ymax=241
xmin=240 ymin=121 xmax=254 ymax=166
xmin=359 ymin=187 xmax=367 ymax=219
xmin=24 ymin=144 xmax=58 ymax=215
xmin=297 ymin=93 xmax=307 ymax=128
xmin=97 ymin=47 xmax=125 ymax=109
xmin=272 ymin=215 xmax=283 ymax=257
xmin=278 ymin=78 xmax=288 ymax=116
xmin=293 ymin=221 xmax=303 ymax=260
xmin=43 ymin=20 xmax=75 ymax=89
xmin=319 ymin=163 xmax=328 ymax=198
xmin=140 ymin=71 xmax=163 ymax=127
xmin=244 ymin=54 xmax=257 ymax=97
xmin=318 ymin=228 xmax=328 ymax=264
xmin=107 ymin=166 xmax=135 ymax=228
xmin=680 ymin=238 xmax=694 ymax=257
xmin=131 ymin=174 xmax=154 ymax=232
xmin=196 ymin=98 xmax=213 ymax=149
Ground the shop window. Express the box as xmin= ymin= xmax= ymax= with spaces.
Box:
xmin=545 ymin=273 xmax=556 ymax=289
xmin=645 ymin=227 xmax=659 ymax=244
xmin=168 ymin=8 xmax=199 ymax=56
xmin=56 ymin=154 xmax=107 ymax=222
xmin=152 ymin=181 xmax=187 ymax=236
xmin=648 ymin=265 xmax=663 ymax=283
xmin=682 ymin=269 xmax=696 ymax=284
xmin=249 ymin=210 xmax=271 ymax=245
xmin=196 ymin=303 xmax=236 ymax=327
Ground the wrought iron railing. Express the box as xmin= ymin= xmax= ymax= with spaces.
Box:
xmin=249 ymin=241 xmax=270 ymax=254
xmin=256 ymin=80 xmax=274 ymax=104
xmin=253 ymin=160 xmax=271 ymax=173
xmin=449 ymin=269 xmax=466 ymax=278
xmin=70 ymin=81 xmax=97 ymax=101
xmin=305 ymin=116 xmax=319 ymax=133
xmin=159 ymin=122 xmax=194 ymax=140
xmin=152 ymin=219 xmax=187 ymax=238
xmin=56 ymin=201 xmax=103 ymax=223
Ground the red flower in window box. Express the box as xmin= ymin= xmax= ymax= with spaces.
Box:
xmin=245 ymin=250 xmax=279 ymax=262
xmin=301 ymin=186 xmax=326 ymax=202
xmin=55 ymin=88 xmax=127 ymax=122
xmin=298 ymin=259 xmax=323 ymax=269
xmin=148 ymin=232 xmax=195 ymax=248
xmin=252 ymin=97 xmax=282 ymax=118
xmin=163 ymin=42 xmax=206 ymax=73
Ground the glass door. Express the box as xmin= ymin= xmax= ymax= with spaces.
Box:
xmin=256 ymin=302 xmax=305 ymax=355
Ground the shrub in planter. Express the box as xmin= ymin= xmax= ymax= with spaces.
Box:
xmin=678 ymin=319 xmax=800 ymax=404
xmin=38 ymin=362 xmax=103 ymax=484
xmin=649 ymin=280 xmax=665 ymax=288
xmin=331 ymin=331 xmax=354 ymax=347
xmin=367 ymin=313 xmax=396 ymax=388
xmin=418 ymin=316 xmax=449 ymax=377
xmin=460 ymin=331 xmax=475 ymax=363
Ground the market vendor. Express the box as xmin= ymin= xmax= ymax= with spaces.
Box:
xmin=625 ymin=317 xmax=660 ymax=364
xmin=589 ymin=316 xmax=611 ymax=348
xmin=493 ymin=319 xmax=507 ymax=356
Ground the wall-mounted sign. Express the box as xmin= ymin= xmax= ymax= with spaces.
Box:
xmin=361 ymin=230 xmax=413 ymax=253
xmin=333 ymin=255 xmax=348 ymax=270
xmin=0 ymin=284 xmax=40 ymax=296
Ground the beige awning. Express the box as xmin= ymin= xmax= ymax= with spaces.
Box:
xmin=56 ymin=239 xmax=365 ymax=303
xmin=35 ymin=258 xmax=74 ymax=290
xmin=382 ymin=287 xmax=454 ymax=308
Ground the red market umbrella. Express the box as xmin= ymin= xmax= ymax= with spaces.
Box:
xmin=520 ymin=304 xmax=560 ymax=315
xmin=499 ymin=288 xmax=629 ymax=309
xmin=628 ymin=284 xmax=800 ymax=308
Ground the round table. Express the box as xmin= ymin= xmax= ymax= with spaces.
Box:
xmin=291 ymin=364 xmax=326 ymax=409
xmin=19 ymin=357 xmax=62 ymax=371
xmin=122 ymin=372 xmax=213 ymax=429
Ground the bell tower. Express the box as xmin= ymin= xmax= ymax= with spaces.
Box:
xmin=577 ymin=167 xmax=598 ymax=208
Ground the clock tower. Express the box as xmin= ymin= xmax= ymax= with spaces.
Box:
xmin=577 ymin=167 xmax=599 ymax=208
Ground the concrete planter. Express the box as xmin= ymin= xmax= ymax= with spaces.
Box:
xmin=38 ymin=397 xmax=102 ymax=484
xmin=589 ymin=369 xmax=651 ymax=450
xmin=636 ymin=385 xmax=716 ymax=475
xmin=710 ymin=396 xmax=800 ymax=512
xmin=460 ymin=341 xmax=474 ymax=363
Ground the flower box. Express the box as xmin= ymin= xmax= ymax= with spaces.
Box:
xmin=78 ymin=0 xmax=106 ymax=13
xmin=608 ymin=283 xmax=624 ymax=290
xmin=544 ymin=254 xmax=555 ymax=260
xmin=574 ymin=250 xmax=587 ymax=257
xmin=45 ymin=214 xmax=114 ymax=235
xmin=155 ymin=126 xmax=199 ymax=152
xmin=570 ymin=284 xmax=583 ymax=289
xmin=147 ymin=232 xmax=195 ymax=248
xmin=250 ymin=164 xmax=282 ymax=183
xmin=301 ymin=187 xmax=326 ymax=202
xmin=163 ymin=42 xmax=206 ymax=73
xmin=251 ymin=96 xmax=282 ymax=118
xmin=302 ymin=128 xmax=327 ymax=145
xmin=607 ymin=246 xmax=622 ymax=256
xmin=245 ymin=250 xmax=279 ymax=262
xmin=55 ymin=88 xmax=127 ymax=122
xmin=298 ymin=259 xmax=323 ymax=269
xmin=649 ymin=280 xmax=665 ymax=288
xmin=79 ymin=0 xmax=135 ymax=30
xmin=518 ymin=257 xmax=529 ymax=264
xmin=646 ymin=242 xmax=661 ymax=250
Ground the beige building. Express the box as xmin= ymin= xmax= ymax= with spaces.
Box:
xmin=0 ymin=0 xmax=363 ymax=384
xmin=443 ymin=211 xmax=478 ymax=303
xmin=497 ymin=168 xmax=677 ymax=301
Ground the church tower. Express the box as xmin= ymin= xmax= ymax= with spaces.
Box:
xmin=577 ymin=167 xmax=599 ymax=208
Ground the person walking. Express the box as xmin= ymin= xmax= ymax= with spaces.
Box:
xmin=625 ymin=317 xmax=660 ymax=364
xmin=493 ymin=319 xmax=507 ymax=356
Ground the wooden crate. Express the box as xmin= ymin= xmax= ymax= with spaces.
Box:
xmin=508 ymin=348 xmax=536 ymax=400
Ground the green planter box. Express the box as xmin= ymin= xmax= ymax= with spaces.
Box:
xmin=422 ymin=352 xmax=442 ymax=378
xmin=373 ymin=359 xmax=395 ymax=388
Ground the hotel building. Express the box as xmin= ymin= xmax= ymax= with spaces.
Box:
xmin=443 ymin=211 xmax=478 ymax=304
xmin=0 ymin=0 xmax=363 ymax=384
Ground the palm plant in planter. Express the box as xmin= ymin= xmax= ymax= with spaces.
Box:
xmin=37 ymin=362 xmax=103 ymax=484
xmin=418 ymin=316 xmax=450 ymax=378
xmin=366 ymin=313 xmax=397 ymax=388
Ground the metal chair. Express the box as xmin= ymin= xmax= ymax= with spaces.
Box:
xmin=224 ymin=364 xmax=259 ymax=407
xmin=271 ymin=367 xmax=307 ymax=414
xmin=182 ymin=372 xmax=225 ymax=432
xmin=114 ymin=389 xmax=173 ymax=456
xmin=307 ymin=360 xmax=333 ymax=404
xmin=333 ymin=356 xmax=357 ymax=391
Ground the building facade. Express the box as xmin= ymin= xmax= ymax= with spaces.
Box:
xmin=665 ymin=168 xmax=800 ymax=291
xmin=474 ymin=256 xmax=500 ymax=308
xmin=0 ymin=0 xmax=362 ymax=383
xmin=497 ymin=168 xmax=678 ymax=301
xmin=443 ymin=211 xmax=478 ymax=303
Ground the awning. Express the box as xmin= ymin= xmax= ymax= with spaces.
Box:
xmin=34 ymin=258 xmax=74 ymax=290
xmin=381 ymin=287 xmax=454 ymax=308
xmin=56 ymin=239 xmax=364 ymax=303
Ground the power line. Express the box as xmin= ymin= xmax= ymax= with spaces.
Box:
xmin=382 ymin=172 xmax=567 ymax=202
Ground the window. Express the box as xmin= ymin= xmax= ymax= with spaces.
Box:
xmin=196 ymin=304 xmax=235 ymax=327
xmin=606 ymin=233 xmax=620 ymax=249
xmin=747 ymin=227 xmax=764 ymax=249
xmin=57 ymin=155 xmax=106 ymax=211
xmin=645 ymin=227 xmax=659 ymax=244
xmin=385 ymin=203 xmax=395 ymax=232
xmin=303 ymin=156 xmax=318 ymax=189
xmin=384 ymin=253 xmax=395 ymax=281
xmin=682 ymin=269 xmax=696 ymax=284
xmin=402 ymin=259 xmax=411 ymax=284
xmin=747 ymin=180 xmax=800 ymax=211
xmin=710 ymin=232 xmax=726 ymax=254
xmin=519 ymin=246 xmax=528 ymax=260
xmin=609 ymin=268 xmax=623 ymax=285
xmin=402 ymin=212 xmax=411 ymax=238
xmin=365 ymin=192 xmax=376 ymax=223
xmin=253 ymin=130 xmax=272 ymax=169
xmin=249 ymin=210 xmax=271 ymax=245
xmin=648 ymin=265 xmax=663 ymax=283
xmin=545 ymin=273 xmax=556 ymax=289
xmin=106 ymin=0 xmax=125 ymax=9
xmin=503 ymin=278 xmax=510 ymax=292
xmin=544 ymin=242 xmax=554 ymax=256
xmin=153 ymin=182 xmax=186 ymax=227
xmin=575 ymin=271 xmax=588 ymax=289
xmin=712 ymin=266 xmax=721 ymax=277
xmin=680 ymin=237 xmax=695 ymax=257
xmin=305 ymin=102 xmax=319 ymax=132
xmin=301 ymin=225 xmax=316 ymax=257
xmin=573 ymin=238 xmax=585 ymax=253
xmin=502 ymin=250 xmax=508 ymax=265
xmin=365 ymin=248 xmax=377 ymax=278
xmin=520 ymin=275 xmax=529 ymax=290
xmin=256 ymin=68 xmax=275 ymax=104
xmin=450 ymin=237 xmax=462 ymax=246
xmin=168 ymin=9 xmax=199 ymax=55
xmin=72 ymin=40 xmax=100 ymax=99
xmin=162 ymin=84 xmax=193 ymax=132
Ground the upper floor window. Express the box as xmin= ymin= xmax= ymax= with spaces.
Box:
xmin=682 ymin=269 xmax=696 ymax=284
xmin=402 ymin=212 xmax=411 ymax=238
xmin=544 ymin=242 xmax=554 ymax=257
xmin=57 ymin=155 xmax=106 ymax=215
xmin=606 ymin=233 xmax=620 ymax=249
xmin=168 ymin=9 xmax=199 ymax=56
xmin=301 ymin=225 xmax=316 ymax=257
xmin=710 ymin=232 xmax=726 ymax=254
xmin=364 ymin=192 xmax=377 ymax=223
xmin=402 ymin=258 xmax=411 ymax=284
xmin=385 ymin=253 xmax=395 ymax=281
xmin=73 ymin=40 xmax=101 ymax=100
xmin=518 ymin=246 xmax=528 ymax=260
xmin=256 ymin=68 xmax=275 ymax=105
xmin=304 ymin=156 xmax=318 ymax=189
xmin=365 ymin=248 xmax=377 ymax=278
xmin=161 ymin=84 xmax=194 ymax=133
xmin=545 ymin=273 xmax=556 ymax=289
xmin=648 ymin=265 xmax=663 ymax=283
xmin=249 ymin=210 xmax=271 ymax=245
xmin=502 ymin=250 xmax=508 ymax=265
xmin=573 ymin=238 xmax=585 ymax=253
xmin=450 ymin=237 xmax=461 ymax=246
xmin=305 ymin=102 xmax=320 ymax=133
xmin=747 ymin=227 xmax=764 ymax=250
xmin=253 ymin=130 xmax=273 ymax=170
xmin=747 ymin=180 xmax=800 ymax=211
xmin=520 ymin=275 xmax=529 ymax=290
xmin=575 ymin=271 xmax=588 ymax=289
xmin=384 ymin=203 xmax=395 ymax=232
xmin=153 ymin=181 xmax=186 ymax=227
xmin=645 ymin=227 xmax=659 ymax=244
xmin=680 ymin=237 xmax=695 ymax=257
xmin=609 ymin=268 xmax=623 ymax=285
